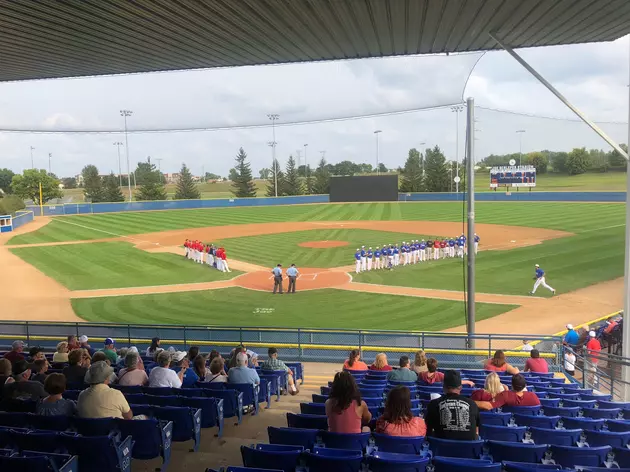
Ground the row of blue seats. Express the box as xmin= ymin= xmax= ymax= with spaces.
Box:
xmin=0 ymin=449 xmax=78 ymax=472
xmin=345 ymin=369 xmax=556 ymax=379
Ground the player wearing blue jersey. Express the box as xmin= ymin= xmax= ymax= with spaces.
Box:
xmin=419 ymin=240 xmax=426 ymax=262
xmin=459 ymin=234 xmax=466 ymax=258
xmin=354 ymin=249 xmax=361 ymax=274
xmin=360 ymin=245 xmax=367 ymax=272
xmin=388 ymin=244 xmax=395 ymax=269
xmin=393 ymin=244 xmax=400 ymax=266
xmin=402 ymin=242 xmax=409 ymax=265
xmin=448 ymin=238 xmax=455 ymax=258
xmin=374 ymin=246 xmax=381 ymax=270
xmin=474 ymin=233 xmax=480 ymax=254
xmin=531 ymin=264 xmax=555 ymax=295
xmin=367 ymin=247 xmax=373 ymax=271
xmin=455 ymin=239 xmax=463 ymax=258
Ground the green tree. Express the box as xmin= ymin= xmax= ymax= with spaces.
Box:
xmin=526 ymin=152 xmax=549 ymax=174
xmin=312 ymin=157 xmax=331 ymax=194
xmin=204 ymin=172 xmax=222 ymax=181
xmin=304 ymin=164 xmax=314 ymax=194
xmin=332 ymin=160 xmax=356 ymax=176
xmin=283 ymin=155 xmax=303 ymax=195
xmin=0 ymin=168 xmax=15 ymax=194
xmin=266 ymin=159 xmax=286 ymax=197
xmin=11 ymin=169 xmax=62 ymax=204
xmin=61 ymin=177 xmax=77 ymax=189
xmin=399 ymin=148 xmax=424 ymax=192
xmin=175 ymin=163 xmax=201 ymax=200
xmin=228 ymin=168 xmax=239 ymax=181
xmin=608 ymin=144 xmax=628 ymax=169
xmin=102 ymin=173 xmax=124 ymax=202
xmin=135 ymin=162 xmax=167 ymax=201
xmin=566 ymin=147 xmax=590 ymax=175
xmin=82 ymin=165 xmax=106 ymax=202
xmin=550 ymin=151 xmax=569 ymax=173
xmin=133 ymin=161 xmax=158 ymax=186
xmin=230 ymin=148 xmax=257 ymax=198
xmin=423 ymin=146 xmax=449 ymax=192
xmin=0 ymin=195 xmax=25 ymax=215
xmin=377 ymin=163 xmax=388 ymax=174
xmin=259 ymin=168 xmax=271 ymax=180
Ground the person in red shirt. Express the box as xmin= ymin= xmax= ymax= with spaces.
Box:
xmin=67 ymin=335 xmax=80 ymax=352
xmin=604 ymin=320 xmax=618 ymax=335
xmin=369 ymin=353 xmax=393 ymax=371
xmin=219 ymin=247 xmax=230 ymax=272
xmin=344 ymin=349 xmax=368 ymax=371
xmin=586 ymin=330 xmax=602 ymax=386
xmin=419 ymin=358 xmax=445 ymax=385
xmin=440 ymin=240 xmax=447 ymax=260
xmin=470 ymin=372 xmax=508 ymax=402
xmin=484 ymin=350 xmax=520 ymax=375
xmin=524 ymin=349 xmax=549 ymax=373
xmin=3 ymin=340 xmax=25 ymax=365
xmin=475 ymin=374 xmax=540 ymax=410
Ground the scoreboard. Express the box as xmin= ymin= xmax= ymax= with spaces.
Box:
xmin=490 ymin=165 xmax=536 ymax=188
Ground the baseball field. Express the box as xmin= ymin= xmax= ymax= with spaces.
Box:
xmin=1 ymin=201 xmax=624 ymax=335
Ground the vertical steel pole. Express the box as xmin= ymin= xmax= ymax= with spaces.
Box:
xmin=123 ymin=116 xmax=132 ymax=201
xmin=455 ymin=111 xmax=460 ymax=193
xmin=623 ymin=41 xmax=630 ymax=401
xmin=466 ymin=97 xmax=476 ymax=349
xmin=272 ymin=121 xmax=278 ymax=197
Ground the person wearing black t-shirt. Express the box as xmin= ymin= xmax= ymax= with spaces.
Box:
xmin=425 ymin=370 xmax=480 ymax=440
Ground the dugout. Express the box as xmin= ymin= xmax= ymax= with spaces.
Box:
xmin=329 ymin=175 xmax=398 ymax=202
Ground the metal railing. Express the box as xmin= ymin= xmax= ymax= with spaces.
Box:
xmin=569 ymin=348 xmax=630 ymax=400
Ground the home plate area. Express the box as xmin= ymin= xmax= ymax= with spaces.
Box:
xmin=236 ymin=268 xmax=351 ymax=292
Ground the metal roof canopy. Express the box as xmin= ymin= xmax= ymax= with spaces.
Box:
xmin=1 ymin=0 xmax=630 ymax=81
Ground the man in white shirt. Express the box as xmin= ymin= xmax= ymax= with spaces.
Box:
xmin=521 ymin=340 xmax=534 ymax=352
xmin=148 ymin=351 xmax=186 ymax=388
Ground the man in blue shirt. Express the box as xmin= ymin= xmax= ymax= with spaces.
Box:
xmin=393 ymin=244 xmax=400 ymax=266
xmin=228 ymin=352 xmax=260 ymax=386
xmin=474 ymin=233 xmax=480 ymax=254
xmin=286 ymin=264 xmax=299 ymax=293
xmin=171 ymin=351 xmax=199 ymax=387
xmin=374 ymin=246 xmax=381 ymax=270
xmin=420 ymin=240 xmax=426 ymax=262
xmin=272 ymin=264 xmax=283 ymax=294
xmin=354 ymin=249 xmax=361 ymax=273
xmin=360 ymin=246 xmax=367 ymax=272
xmin=448 ymin=238 xmax=455 ymax=258
xmin=366 ymin=247 xmax=373 ymax=271
xmin=530 ymin=263 xmax=555 ymax=295
xmin=564 ymin=324 xmax=579 ymax=345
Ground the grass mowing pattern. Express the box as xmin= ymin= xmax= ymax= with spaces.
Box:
xmin=71 ymin=287 xmax=515 ymax=331
xmin=10 ymin=242 xmax=240 ymax=290
xmin=9 ymin=202 xmax=624 ymax=245
xmin=217 ymin=229 xmax=439 ymax=268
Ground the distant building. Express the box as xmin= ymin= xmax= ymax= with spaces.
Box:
xmin=164 ymin=173 xmax=180 ymax=184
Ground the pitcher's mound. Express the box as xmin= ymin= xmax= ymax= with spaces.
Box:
xmin=237 ymin=268 xmax=351 ymax=292
xmin=299 ymin=240 xmax=349 ymax=248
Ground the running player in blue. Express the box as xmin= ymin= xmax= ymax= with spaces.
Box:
xmin=531 ymin=263 xmax=555 ymax=295
xmin=354 ymin=249 xmax=361 ymax=274
xmin=373 ymin=246 xmax=381 ymax=270
xmin=367 ymin=247 xmax=373 ymax=271
xmin=474 ymin=233 xmax=480 ymax=254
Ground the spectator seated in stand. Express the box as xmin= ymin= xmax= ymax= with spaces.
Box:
xmin=388 ymin=356 xmax=419 ymax=382
xmin=326 ymin=371 xmax=371 ymax=433
xmin=148 ymin=351 xmax=185 ymax=388
xmin=146 ymin=337 xmax=162 ymax=358
xmin=484 ymin=350 xmax=519 ymax=375
xmin=475 ymin=374 xmax=540 ymax=411
xmin=369 ymin=353 xmax=393 ymax=372
xmin=117 ymin=351 xmax=148 ymax=386
xmin=564 ymin=324 xmax=579 ymax=346
xmin=63 ymin=348 xmax=90 ymax=384
xmin=36 ymin=373 xmax=77 ymax=416
xmin=471 ymin=372 xmax=507 ymax=402
xmin=228 ymin=352 xmax=260 ymax=386
xmin=209 ymin=350 xmax=221 ymax=363
xmin=3 ymin=340 xmax=25 ymax=364
xmin=116 ymin=348 xmax=129 ymax=367
xmin=376 ymin=385 xmax=427 ymax=437
xmin=78 ymin=361 xmax=133 ymax=419
xmin=0 ymin=359 xmax=15 ymax=386
xmin=208 ymin=357 xmax=228 ymax=383
xmin=418 ymin=358 xmax=443 ymax=385
xmin=27 ymin=346 xmax=47 ymax=364
xmin=91 ymin=352 xmax=118 ymax=383
xmin=524 ymin=349 xmax=549 ymax=373
xmin=193 ymin=354 xmax=210 ymax=382
xmin=67 ymin=335 xmax=80 ymax=351
xmin=187 ymin=346 xmax=200 ymax=363
xmin=3 ymin=359 xmax=47 ymax=400
xmin=227 ymin=345 xmax=246 ymax=369
xmin=78 ymin=335 xmax=95 ymax=357
xmin=31 ymin=359 xmax=49 ymax=385
xmin=52 ymin=342 xmax=69 ymax=364
xmin=100 ymin=338 xmax=118 ymax=365
xmin=343 ymin=349 xmax=368 ymax=371
xmin=172 ymin=351 xmax=198 ymax=387
xmin=564 ymin=346 xmax=577 ymax=377
xmin=410 ymin=350 xmax=428 ymax=375
xmin=262 ymin=347 xmax=299 ymax=395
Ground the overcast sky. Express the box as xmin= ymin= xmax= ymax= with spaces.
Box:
xmin=0 ymin=35 xmax=628 ymax=178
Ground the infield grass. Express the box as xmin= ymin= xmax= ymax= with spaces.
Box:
xmin=9 ymin=242 xmax=240 ymax=290
xmin=71 ymin=287 xmax=515 ymax=330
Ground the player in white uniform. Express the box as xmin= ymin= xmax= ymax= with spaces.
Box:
xmin=530 ymin=264 xmax=556 ymax=295
xmin=360 ymin=246 xmax=367 ymax=272
xmin=354 ymin=249 xmax=361 ymax=273
xmin=367 ymin=248 xmax=373 ymax=271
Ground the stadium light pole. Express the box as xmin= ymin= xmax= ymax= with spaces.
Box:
xmin=304 ymin=143 xmax=308 ymax=181
xmin=113 ymin=142 xmax=123 ymax=188
xmin=48 ymin=153 xmax=52 ymax=174
xmin=120 ymin=110 xmax=133 ymax=201
xmin=451 ymin=105 xmax=464 ymax=192
xmin=465 ymin=97 xmax=476 ymax=349
xmin=516 ymin=130 xmax=526 ymax=165
xmin=374 ymin=130 xmax=382 ymax=175
xmin=155 ymin=158 xmax=163 ymax=182
xmin=267 ymin=114 xmax=279 ymax=197
xmin=419 ymin=142 xmax=426 ymax=176
xmin=30 ymin=146 xmax=35 ymax=169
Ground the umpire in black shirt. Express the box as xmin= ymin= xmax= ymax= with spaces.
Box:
xmin=425 ymin=370 xmax=480 ymax=440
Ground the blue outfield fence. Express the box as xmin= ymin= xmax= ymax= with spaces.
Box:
xmin=11 ymin=210 xmax=34 ymax=229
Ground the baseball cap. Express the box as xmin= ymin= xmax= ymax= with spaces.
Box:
xmin=171 ymin=351 xmax=187 ymax=362
xmin=104 ymin=338 xmax=115 ymax=346
xmin=85 ymin=361 xmax=114 ymax=384
xmin=443 ymin=370 xmax=462 ymax=389
xmin=512 ymin=374 xmax=527 ymax=391
xmin=79 ymin=335 xmax=88 ymax=343
xmin=566 ymin=324 xmax=573 ymax=330
xmin=12 ymin=360 xmax=32 ymax=376
xmin=589 ymin=330 xmax=596 ymax=337
xmin=535 ymin=264 xmax=540 ymax=267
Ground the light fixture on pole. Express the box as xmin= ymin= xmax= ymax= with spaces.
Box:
xmin=516 ymin=130 xmax=526 ymax=165
xmin=374 ymin=130 xmax=382 ymax=175
xmin=120 ymin=109 xmax=133 ymax=201
xmin=303 ymin=143 xmax=309 ymax=182
xmin=30 ymin=146 xmax=35 ymax=169
xmin=451 ymin=105 xmax=464 ymax=192
xmin=113 ymin=142 xmax=123 ymax=188
xmin=419 ymin=142 xmax=426 ymax=176
xmin=155 ymin=158 xmax=163 ymax=182
xmin=48 ymin=153 xmax=52 ymax=174
xmin=267 ymin=114 xmax=280 ymax=197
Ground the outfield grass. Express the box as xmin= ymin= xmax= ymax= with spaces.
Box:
xmin=217 ymin=229 xmax=441 ymax=268
xmin=10 ymin=242 xmax=240 ymax=290
xmin=71 ymin=287 xmax=515 ymax=330
xmin=9 ymin=202 xmax=624 ymax=245
xmin=475 ymin=172 xmax=628 ymax=192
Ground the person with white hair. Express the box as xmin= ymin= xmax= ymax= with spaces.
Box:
xmin=3 ymin=340 xmax=25 ymax=364
xmin=79 ymin=335 xmax=95 ymax=357
xmin=227 ymin=352 xmax=260 ymax=386
xmin=148 ymin=351 xmax=186 ymax=388
xmin=117 ymin=351 xmax=148 ymax=386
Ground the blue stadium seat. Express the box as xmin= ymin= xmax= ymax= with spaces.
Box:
xmin=560 ymin=383 xmax=581 ymax=390
xmin=485 ymin=440 xmax=549 ymax=464
xmin=286 ymin=413 xmax=328 ymax=430
xmin=513 ymin=414 xmax=560 ymax=429
xmin=303 ymin=446 xmax=363 ymax=472
xmin=146 ymin=395 xmax=183 ymax=407
xmin=0 ymin=412 xmax=29 ymax=428
xmin=151 ymin=406 xmax=202 ymax=452
xmin=59 ymin=432 xmax=134 ymax=472
xmin=433 ymin=456 xmax=502 ymax=472
xmin=318 ymin=431 xmax=370 ymax=451
xmin=502 ymin=461 xmax=561 ymax=471
xmin=72 ymin=417 xmax=117 ymax=436
xmin=365 ymin=371 xmax=388 ymax=379
xmin=0 ymin=451 xmax=78 ymax=472
xmin=480 ymin=412 xmax=511 ymax=426
xmin=267 ymin=426 xmax=318 ymax=450
xmin=582 ymin=430 xmax=630 ymax=448
xmin=343 ymin=370 xmax=367 ymax=380
xmin=144 ymin=387 xmax=178 ymax=396
xmin=300 ymin=402 xmax=326 ymax=415
xmin=548 ymin=445 xmax=612 ymax=468
xmin=2 ymin=399 xmax=37 ymax=412
xmin=259 ymin=374 xmax=280 ymax=404
xmin=599 ymin=400 xmax=630 ymax=412
xmin=583 ymin=407 xmax=621 ymax=420
xmin=241 ymin=444 xmax=303 ymax=472
xmin=562 ymin=399 xmax=597 ymax=409
xmin=560 ymin=416 xmax=605 ymax=431
xmin=427 ymin=437 xmax=485 ymax=459
xmin=361 ymin=379 xmax=387 ymax=386
xmin=203 ymin=389 xmax=243 ymax=425
xmin=372 ymin=433 xmax=425 ymax=455
xmin=285 ymin=362 xmax=304 ymax=384
xmin=27 ymin=414 xmax=72 ymax=432
xmin=260 ymin=370 xmax=288 ymax=393
xmin=541 ymin=406 xmax=579 ymax=417
xmin=363 ymin=397 xmax=383 ymax=408
xmin=480 ymin=425 xmax=527 ymax=442
xmin=360 ymin=387 xmax=385 ymax=397
xmin=125 ymin=393 xmax=148 ymax=405
xmin=321 ymin=386 xmax=331 ymax=395
xmin=580 ymin=394 xmax=612 ymax=402
xmin=366 ymin=451 xmax=431 ymax=471
xmin=612 ymin=447 xmax=630 ymax=468
xmin=312 ymin=394 xmax=328 ymax=404
xmin=178 ymin=388 xmax=204 ymax=398
xmin=538 ymin=399 xmax=560 ymax=408
xmin=576 ymin=468 xmax=630 ymax=472
xmin=114 ymin=385 xmax=143 ymax=395
xmin=550 ymin=393 xmax=579 ymax=400
xmin=608 ymin=420 xmax=630 ymax=432
xmin=115 ymin=417 xmax=172 ymax=471
xmin=528 ymin=427 xmax=581 ymax=446
xmin=534 ymin=387 xmax=562 ymax=395
xmin=10 ymin=429 xmax=62 ymax=453
xmin=500 ymin=406 xmax=541 ymax=416
xmin=196 ymin=382 xmax=226 ymax=391
xmin=181 ymin=396 xmax=224 ymax=435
